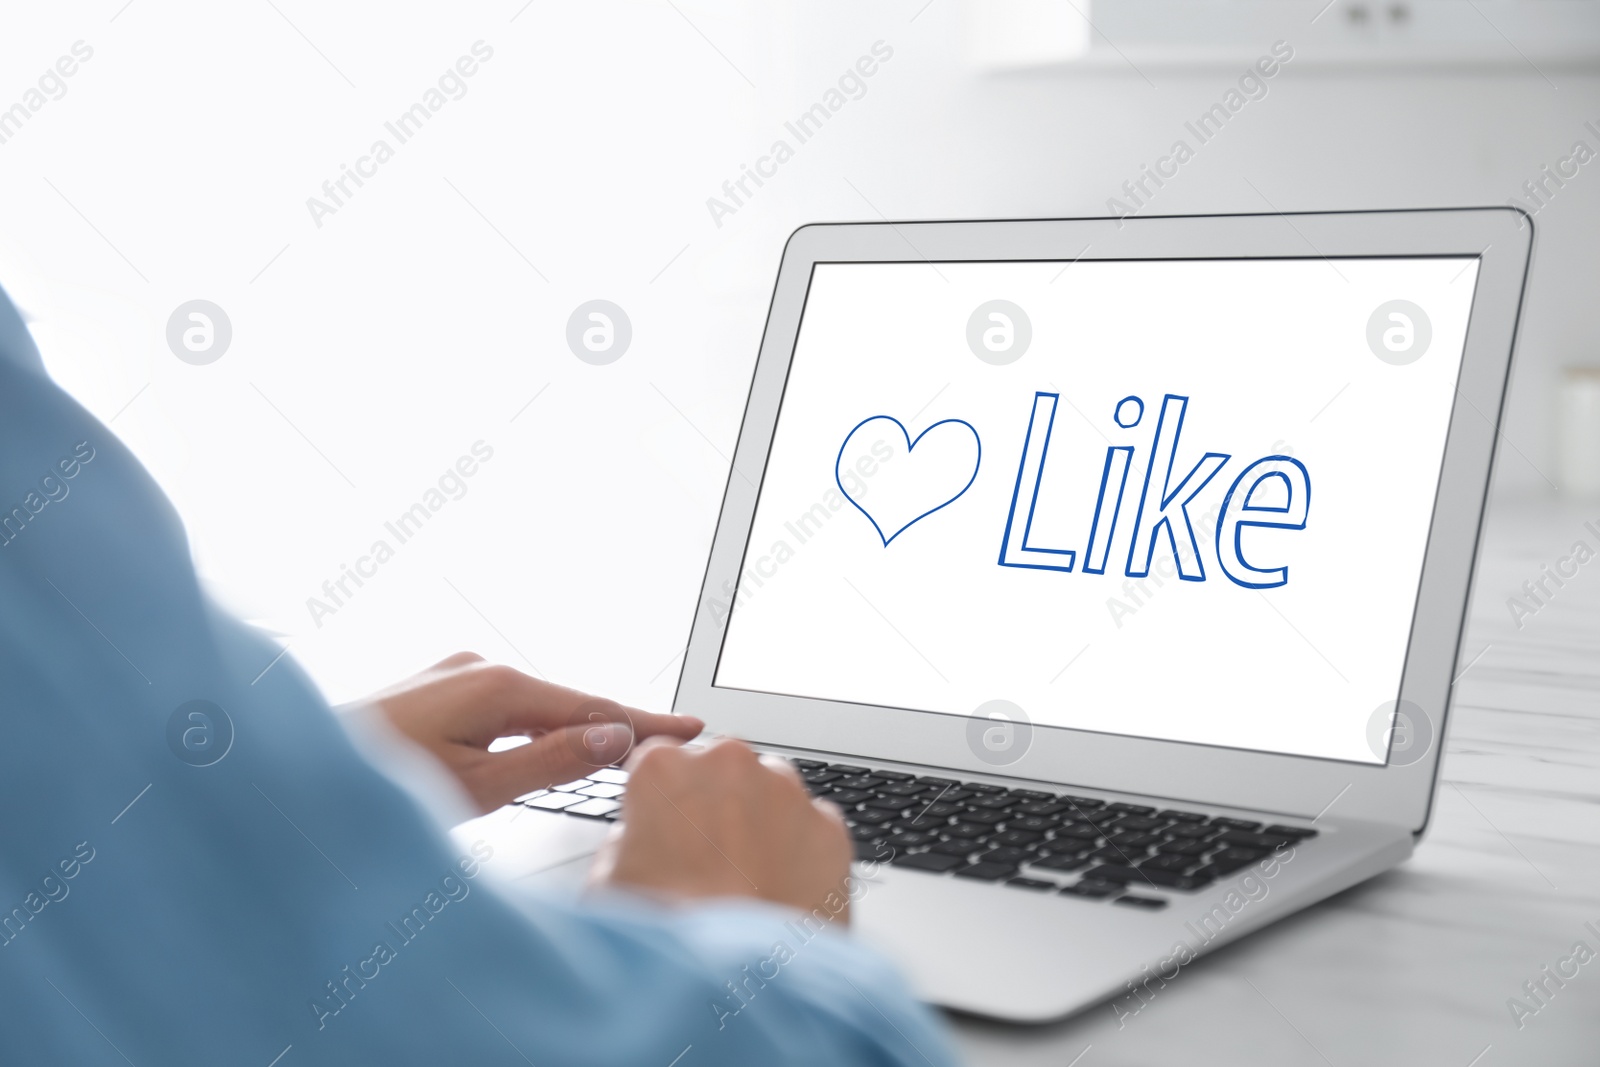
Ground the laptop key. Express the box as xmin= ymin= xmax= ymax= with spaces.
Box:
xmin=1106 ymin=831 xmax=1163 ymax=848
xmin=828 ymin=764 xmax=870 ymax=774
xmin=1111 ymin=816 xmax=1168 ymax=833
xmin=1203 ymin=851 xmax=1267 ymax=876
xmin=917 ymin=776 xmax=962 ymax=788
xmin=1203 ymin=844 xmax=1267 ymax=870
xmin=1216 ymin=830 xmax=1294 ymax=851
xmin=877 ymin=783 xmax=930 ymax=797
xmin=567 ymin=798 xmax=620 ymax=819
xmin=578 ymin=782 xmax=626 ymax=799
xmin=1060 ymin=881 xmax=1121 ymax=899
xmin=1108 ymin=802 xmax=1157 ymax=815
xmin=1053 ymin=824 xmax=1102 ymax=841
xmin=1030 ymin=853 xmax=1089 ymax=873
xmin=891 ymin=852 xmax=964 ymax=873
xmin=1007 ymin=877 xmax=1057 ymax=891
xmin=959 ymin=809 xmax=1007 ymax=826
xmin=1015 ymin=801 xmax=1070 ymax=817
xmin=963 ymin=782 xmax=1007 ymax=794
xmin=856 ymin=839 xmax=893 ymax=862
xmin=887 ymin=831 xmax=938 ymax=849
xmin=1087 ymin=845 xmax=1142 ymax=862
xmin=966 ymin=795 xmax=1020 ymax=810
xmin=1115 ymin=895 xmax=1168 ymax=911
xmin=792 ymin=759 xmax=826 ymax=771
xmin=1083 ymin=865 xmax=1211 ymax=891
xmin=978 ymin=847 xmax=1033 ymax=866
xmin=1209 ymin=817 xmax=1263 ymax=832
xmin=1140 ymin=854 xmax=1193 ymax=873
xmin=850 ymin=810 xmax=899 ymax=826
xmin=822 ymin=789 xmax=873 ymax=806
xmin=1062 ymin=795 xmax=1107 ymax=811
xmin=873 ymin=770 xmax=915 ymax=782
xmin=993 ymin=829 xmax=1045 ymax=848
xmin=803 ymin=771 xmax=843 ymax=786
xmin=1009 ymin=815 xmax=1060 ymax=833
xmin=1008 ymin=789 xmax=1055 ymax=801
xmin=929 ymin=841 xmax=979 ymax=858
xmin=1263 ymin=824 xmax=1319 ymax=840
xmin=1209 ymin=848 xmax=1265 ymax=874
xmin=1159 ymin=809 xmax=1207 ymax=823
xmin=955 ymin=862 xmax=1018 ymax=881
xmin=913 ymin=802 xmax=964 ymax=819
xmin=525 ymin=792 xmax=583 ymax=810
xmin=863 ymin=796 xmax=918 ymax=812
xmin=1165 ymin=824 xmax=1216 ymax=839
xmin=943 ymin=823 xmax=991 ymax=840
xmin=837 ymin=776 xmax=886 ymax=790
xmin=1157 ymin=840 xmax=1210 ymax=856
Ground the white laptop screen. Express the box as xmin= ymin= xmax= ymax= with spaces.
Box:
xmin=712 ymin=257 xmax=1480 ymax=765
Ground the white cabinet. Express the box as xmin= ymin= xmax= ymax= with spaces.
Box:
xmin=966 ymin=0 xmax=1600 ymax=70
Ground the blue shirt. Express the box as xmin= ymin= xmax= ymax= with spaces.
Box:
xmin=0 ymin=285 xmax=957 ymax=1066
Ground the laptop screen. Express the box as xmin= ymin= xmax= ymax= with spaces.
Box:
xmin=712 ymin=256 xmax=1480 ymax=765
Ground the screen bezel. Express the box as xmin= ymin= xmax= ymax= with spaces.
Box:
xmin=673 ymin=209 xmax=1533 ymax=832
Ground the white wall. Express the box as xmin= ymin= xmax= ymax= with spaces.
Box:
xmin=770 ymin=6 xmax=1598 ymax=502
xmin=1 ymin=0 xmax=1589 ymax=708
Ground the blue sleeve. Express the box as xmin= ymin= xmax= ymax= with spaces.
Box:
xmin=0 ymin=286 xmax=958 ymax=1067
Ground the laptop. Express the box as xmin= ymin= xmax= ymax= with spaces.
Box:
xmin=456 ymin=208 xmax=1533 ymax=1022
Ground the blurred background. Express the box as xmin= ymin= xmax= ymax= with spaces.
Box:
xmin=2 ymin=0 xmax=1596 ymax=708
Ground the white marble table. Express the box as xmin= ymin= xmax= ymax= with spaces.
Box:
xmin=948 ymin=494 xmax=1600 ymax=1065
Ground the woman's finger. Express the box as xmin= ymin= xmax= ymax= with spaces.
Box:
xmin=452 ymin=663 xmax=702 ymax=742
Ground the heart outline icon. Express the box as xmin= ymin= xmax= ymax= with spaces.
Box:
xmin=836 ymin=416 xmax=982 ymax=546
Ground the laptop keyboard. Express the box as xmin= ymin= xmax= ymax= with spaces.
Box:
xmin=515 ymin=767 xmax=630 ymax=819
xmin=512 ymin=759 xmax=1317 ymax=911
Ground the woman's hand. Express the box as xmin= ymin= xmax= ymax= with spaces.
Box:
xmin=363 ymin=652 xmax=703 ymax=813
xmin=590 ymin=737 xmax=854 ymax=922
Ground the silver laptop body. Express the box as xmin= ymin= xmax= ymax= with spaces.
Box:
xmin=459 ymin=208 xmax=1532 ymax=1022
